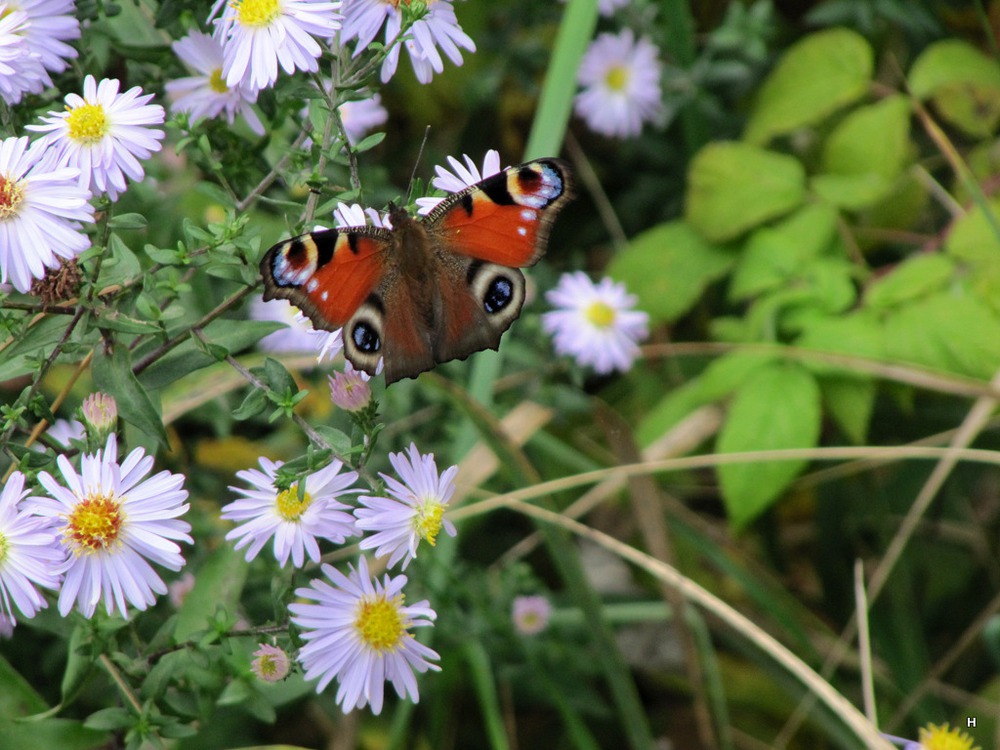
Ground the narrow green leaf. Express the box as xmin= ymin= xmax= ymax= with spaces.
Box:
xmin=744 ymin=28 xmax=873 ymax=144
xmin=174 ymin=545 xmax=249 ymax=642
xmin=686 ymin=142 xmax=806 ymax=242
xmin=107 ymin=213 xmax=148 ymax=230
xmin=716 ymin=363 xmax=822 ymax=529
xmin=92 ymin=342 xmax=168 ymax=446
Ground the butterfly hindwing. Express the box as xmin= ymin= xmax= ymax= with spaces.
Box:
xmin=260 ymin=227 xmax=392 ymax=330
xmin=428 ymin=158 xmax=575 ymax=267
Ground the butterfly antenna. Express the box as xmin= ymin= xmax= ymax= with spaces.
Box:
xmin=405 ymin=126 xmax=432 ymax=204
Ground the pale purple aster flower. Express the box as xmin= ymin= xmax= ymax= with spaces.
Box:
xmin=0 ymin=136 xmax=93 ymax=293
xmin=355 ymin=443 xmax=457 ymax=570
xmin=0 ymin=6 xmax=46 ymax=103
xmin=341 ymin=0 xmax=475 ymax=84
xmin=6 ymin=0 xmax=80 ymax=76
xmin=80 ymin=392 xmax=117 ymax=443
xmin=27 ymin=75 xmax=165 ymax=201
xmin=289 ymin=556 xmax=440 ymax=712
xmin=512 ymin=595 xmax=551 ymax=636
xmin=329 ymin=362 xmax=372 ymax=411
xmin=575 ymin=29 xmax=662 ymax=138
xmin=214 ymin=0 xmax=342 ymax=93
xmin=45 ymin=418 xmax=85 ymax=449
xmin=0 ymin=472 xmax=62 ymax=625
xmin=542 ymin=271 xmax=649 ymax=375
xmin=415 ymin=149 xmax=502 ymax=215
xmin=252 ymin=297 xmax=325 ymax=353
xmin=252 ymin=643 xmax=291 ymax=682
xmin=223 ymin=456 xmax=360 ymax=568
xmin=26 ymin=435 xmax=192 ymax=619
xmin=338 ymin=93 xmax=388 ymax=144
xmin=166 ymin=30 xmax=264 ymax=135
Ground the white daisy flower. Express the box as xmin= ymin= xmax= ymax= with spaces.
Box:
xmin=0 ymin=472 xmax=62 ymax=625
xmin=574 ymin=29 xmax=663 ymax=138
xmin=355 ymin=443 xmax=457 ymax=570
xmin=214 ymin=0 xmax=342 ymax=93
xmin=341 ymin=0 xmax=475 ymax=84
xmin=338 ymin=93 xmax=388 ymax=144
xmin=0 ymin=136 xmax=93 ymax=293
xmin=223 ymin=456 xmax=360 ymax=568
xmin=289 ymin=555 xmax=440 ymax=712
xmin=6 ymin=0 xmax=80 ymax=76
xmin=27 ymin=75 xmax=165 ymax=202
xmin=541 ymin=271 xmax=649 ymax=374
xmin=166 ymin=30 xmax=265 ymax=135
xmin=0 ymin=6 xmax=46 ymax=105
xmin=415 ymin=149 xmax=502 ymax=215
xmin=26 ymin=435 xmax=192 ymax=619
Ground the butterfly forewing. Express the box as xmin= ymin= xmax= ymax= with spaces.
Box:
xmin=260 ymin=227 xmax=391 ymax=330
xmin=430 ymin=158 xmax=575 ymax=267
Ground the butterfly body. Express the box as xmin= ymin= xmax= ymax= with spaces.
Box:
xmin=261 ymin=158 xmax=574 ymax=384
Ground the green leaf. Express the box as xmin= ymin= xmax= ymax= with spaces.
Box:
xmin=821 ymin=375 xmax=875 ymax=444
xmin=729 ymin=203 xmax=838 ymax=300
xmin=60 ymin=624 xmax=94 ymax=706
xmin=909 ymin=40 xmax=1000 ymax=137
xmin=174 ymin=545 xmax=249 ymax=642
xmin=944 ymin=197 xmax=1000 ymax=264
xmin=606 ymin=220 xmax=737 ymax=324
xmin=810 ymin=172 xmax=892 ymax=210
xmin=882 ymin=293 xmax=1000 ymax=379
xmin=83 ymin=707 xmax=133 ymax=731
xmin=93 ymin=309 xmax=162 ymax=335
xmin=0 ymin=718 xmax=108 ymax=749
xmin=232 ymin=387 xmax=269 ymax=420
xmin=716 ymin=362 xmax=822 ymax=529
xmin=743 ymin=28 xmax=873 ymax=144
xmin=821 ymin=95 xmax=912 ymax=181
xmin=92 ymin=342 xmax=168 ymax=445
xmin=685 ymin=142 xmax=806 ymax=242
xmin=107 ymin=213 xmax=148 ymax=230
xmin=0 ymin=652 xmax=48 ymax=716
xmin=864 ymin=253 xmax=954 ymax=308
xmin=796 ymin=310 xmax=885 ymax=367
xmin=103 ymin=234 xmax=142 ymax=283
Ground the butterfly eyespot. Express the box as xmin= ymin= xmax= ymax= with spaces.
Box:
xmin=483 ymin=277 xmax=514 ymax=313
xmin=352 ymin=321 xmax=381 ymax=353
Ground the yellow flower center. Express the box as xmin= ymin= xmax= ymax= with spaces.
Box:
xmin=0 ymin=532 xmax=8 ymax=564
xmin=66 ymin=103 xmax=109 ymax=145
xmin=66 ymin=493 xmax=124 ymax=554
xmin=0 ymin=174 xmax=25 ymax=221
xmin=585 ymin=301 xmax=617 ymax=329
xmin=275 ymin=484 xmax=312 ymax=521
xmin=234 ymin=0 xmax=281 ymax=28
xmin=355 ymin=595 xmax=406 ymax=651
xmin=918 ymin=723 xmax=979 ymax=750
xmin=605 ymin=64 xmax=629 ymax=91
xmin=414 ymin=500 xmax=444 ymax=546
xmin=209 ymin=68 xmax=229 ymax=94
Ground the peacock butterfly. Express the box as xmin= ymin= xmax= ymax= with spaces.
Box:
xmin=259 ymin=158 xmax=575 ymax=384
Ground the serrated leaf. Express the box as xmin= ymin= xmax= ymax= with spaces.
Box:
xmin=864 ymin=253 xmax=954 ymax=308
xmin=606 ymin=220 xmax=737 ymax=324
xmin=729 ymin=203 xmax=838 ymax=300
xmin=92 ymin=342 xmax=167 ymax=445
xmin=882 ymin=293 xmax=1000 ymax=379
xmin=909 ymin=40 xmax=1000 ymax=137
xmin=821 ymin=95 xmax=912 ymax=181
xmin=744 ymin=28 xmax=873 ymax=144
xmin=685 ymin=142 xmax=806 ymax=242
xmin=717 ymin=363 xmax=821 ymax=529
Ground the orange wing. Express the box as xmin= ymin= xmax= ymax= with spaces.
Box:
xmin=427 ymin=158 xmax=575 ymax=268
xmin=259 ymin=227 xmax=392 ymax=330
